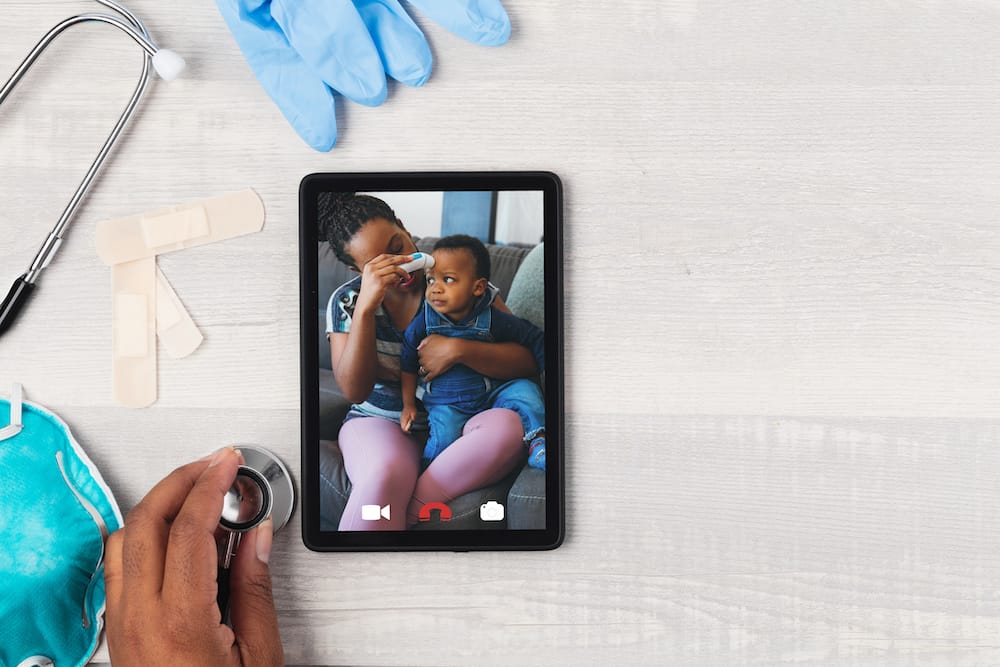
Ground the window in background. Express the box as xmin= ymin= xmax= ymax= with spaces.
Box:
xmin=368 ymin=191 xmax=443 ymax=238
xmin=495 ymin=191 xmax=544 ymax=246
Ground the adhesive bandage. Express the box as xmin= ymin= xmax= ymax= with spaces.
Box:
xmin=97 ymin=189 xmax=264 ymax=407
xmin=156 ymin=267 xmax=203 ymax=359
xmin=112 ymin=257 xmax=157 ymax=408
xmin=96 ymin=189 xmax=265 ymax=265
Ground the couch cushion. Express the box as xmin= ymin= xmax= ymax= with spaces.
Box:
xmin=318 ymin=439 xmax=351 ymax=531
xmin=505 ymin=242 xmax=545 ymax=330
xmin=507 ymin=467 xmax=546 ymax=530
xmin=318 ymin=242 xmax=358 ymax=371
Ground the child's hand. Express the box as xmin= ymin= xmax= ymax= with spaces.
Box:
xmin=401 ymin=405 xmax=417 ymax=433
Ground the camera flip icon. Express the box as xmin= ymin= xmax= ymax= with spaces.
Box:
xmin=479 ymin=500 xmax=505 ymax=522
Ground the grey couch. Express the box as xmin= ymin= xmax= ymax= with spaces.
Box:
xmin=316 ymin=237 xmax=546 ymax=530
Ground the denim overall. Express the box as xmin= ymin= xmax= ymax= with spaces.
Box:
xmin=420 ymin=301 xmax=545 ymax=463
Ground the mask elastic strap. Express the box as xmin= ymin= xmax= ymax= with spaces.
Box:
xmin=0 ymin=383 xmax=24 ymax=441
xmin=55 ymin=449 xmax=110 ymax=629
xmin=17 ymin=657 xmax=54 ymax=667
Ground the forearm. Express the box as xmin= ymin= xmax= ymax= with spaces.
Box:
xmin=334 ymin=310 xmax=379 ymax=404
xmin=401 ymin=372 xmax=418 ymax=408
xmin=493 ymin=294 xmax=512 ymax=314
xmin=458 ymin=340 xmax=539 ymax=379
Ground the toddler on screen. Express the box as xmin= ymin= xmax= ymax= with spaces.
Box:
xmin=400 ymin=235 xmax=547 ymax=470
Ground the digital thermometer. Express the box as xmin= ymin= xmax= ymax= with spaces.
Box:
xmin=399 ymin=252 xmax=435 ymax=273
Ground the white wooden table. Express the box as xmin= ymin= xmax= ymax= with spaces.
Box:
xmin=3 ymin=1 xmax=1000 ymax=664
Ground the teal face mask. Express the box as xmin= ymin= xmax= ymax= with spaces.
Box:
xmin=0 ymin=385 xmax=123 ymax=667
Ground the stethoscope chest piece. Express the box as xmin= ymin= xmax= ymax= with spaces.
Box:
xmin=221 ymin=465 xmax=272 ymax=532
xmin=221 ymin=445 xmax=294 ymax=533
xmin=215 ymin=445 xmax=294 ymax=621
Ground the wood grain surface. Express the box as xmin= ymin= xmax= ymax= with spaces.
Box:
xmin=3 ymin=0 xmax=1000 ymax=664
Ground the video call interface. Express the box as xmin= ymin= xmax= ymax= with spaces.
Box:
xmin=317 ymin=189 xmax=547 ymax=532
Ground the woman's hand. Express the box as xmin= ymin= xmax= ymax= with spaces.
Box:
xmin=416 ymin=335 xmax=464 ymax=381
xmin=419 ymin=337 xmax=539 ymax=382
xmin=355 ymin=254 xmax=412 ymax=315
xmin=104 ymin=448 xmax=283 ymax=666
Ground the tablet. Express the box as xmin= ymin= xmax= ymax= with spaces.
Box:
xmin=300 ymin=172 xmax=564 ymax=551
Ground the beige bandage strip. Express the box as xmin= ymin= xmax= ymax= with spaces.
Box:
xmin=99 ymin=189 xmax=264 ymax=407
xmin=112 ymin=257 xmax=157 ymax=408
xmin=96 ymin=189 xmax=265 ymax=265
xmin=156 ymin=267 xmax=203 ymax=359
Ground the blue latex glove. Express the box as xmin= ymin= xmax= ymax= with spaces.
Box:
xmin=216 ymin=0 xmax=511 ymax=151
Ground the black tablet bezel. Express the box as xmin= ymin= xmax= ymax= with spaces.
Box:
xmin=300 ymin=172 xmax=564 ymax=551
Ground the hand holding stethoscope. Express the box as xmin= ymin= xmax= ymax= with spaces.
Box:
xmin=104 ymin=447 xmax=291 ymax=665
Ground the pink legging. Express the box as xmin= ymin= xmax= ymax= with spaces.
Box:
xmin=337 ymin=408 xmax=525 ymax=531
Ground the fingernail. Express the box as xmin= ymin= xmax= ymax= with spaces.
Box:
xmin=234 ymin=448 xmax=245 ymax=464
xmin=208 ymin=447 xmax=234 ymax=468
xmin=256 ymin=517 xmax=273 ymax=564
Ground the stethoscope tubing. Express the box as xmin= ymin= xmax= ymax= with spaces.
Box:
xmin=0 ymin=1 xmax=161 ymax=336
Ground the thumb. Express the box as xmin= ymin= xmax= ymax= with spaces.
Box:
xmin=229 ymin=518 xmax=284 ymax=666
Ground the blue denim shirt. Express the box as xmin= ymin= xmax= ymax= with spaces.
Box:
xmin=400 ymin=293 xmax=545 ymax=408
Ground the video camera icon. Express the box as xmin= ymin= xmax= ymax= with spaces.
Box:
xmin=361 ymin=504 xmax=391 ymax=521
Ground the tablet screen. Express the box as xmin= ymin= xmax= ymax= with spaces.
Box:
xmin=300 ymin=173 xmax=563 ymax=551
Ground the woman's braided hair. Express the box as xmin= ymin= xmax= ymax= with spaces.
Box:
xmin=317 ymin=192 xmax=402 ymax=268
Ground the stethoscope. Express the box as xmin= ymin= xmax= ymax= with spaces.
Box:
xmin=216 ymin=445 xmax=295 ymax=624
xmin=0 ymin=0 xmax=185 ymax=337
